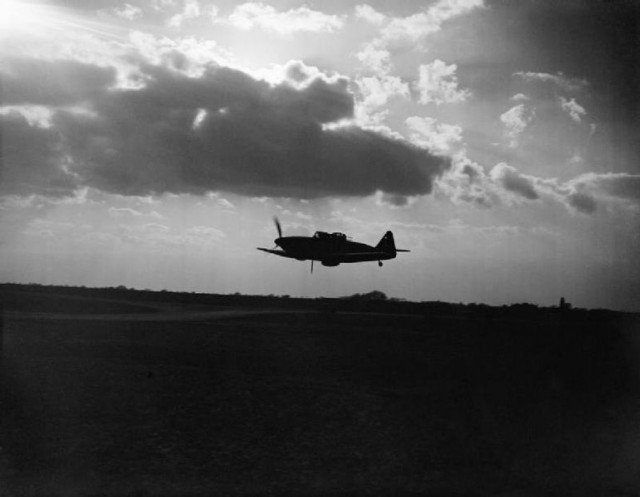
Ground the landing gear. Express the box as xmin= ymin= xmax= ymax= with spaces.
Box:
xmin=378 ymin=261 xmax=383 ymax=267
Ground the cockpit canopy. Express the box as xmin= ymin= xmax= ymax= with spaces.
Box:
xmin=313 ymin=231 xmax=347 ymax=240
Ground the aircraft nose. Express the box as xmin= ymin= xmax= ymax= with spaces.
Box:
xmin=275 ymin=237 xmax=290 ymax=250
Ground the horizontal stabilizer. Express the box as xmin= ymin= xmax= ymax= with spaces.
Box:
xmin=330 ymin=251 xmax=392 ymax=263
xmin=337 ymin=251 xmax=390 ymax=258
xmin=396 ymin=249 xmax=411 ymax=252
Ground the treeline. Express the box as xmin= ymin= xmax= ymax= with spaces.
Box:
xmin=0 ymin=282 xmax=632 ymax=320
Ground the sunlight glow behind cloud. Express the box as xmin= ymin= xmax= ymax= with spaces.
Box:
xmin=0 ymin=0 xmax=43 ymax=33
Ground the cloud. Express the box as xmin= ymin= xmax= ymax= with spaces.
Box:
xmin=23 ymin=219 xmax=78 ymax=238
xmin=513 ymin=71 xmax=588 ymax=92
xmin=356 ymin=44 xmax=391 ymax=73
xmin=530 ymin=172 xmax=640 ymax=215
xmin=139 ymin=223 xmax=170 ymax=233
xmin=128 ymin=31 xmax=234 ymax=77
xmin=380 ymin=0 xmax=484 ymax=47
xmin=415 ymin=59 xmax=470 ymax=105
xmin=566 ymin=191 xmax=597 ymax=214
xmin=114 ymin=3 xmax=143 ymax=20
xmin=372 ymin=192 xmax=414 ymax=208
xmin=559 ymin=96 xmax=586 ymax=123
xmin=268 ymin=60 xmax=346 ymax=89
xmin=151 ymin=0 xmax=177 ymax=11
xmin=185 ymin=225 xmax=226 ymax=239
xmin=355 ymin=0 xmax=483 ymax=74
xmin=354 ymin=4 xmax=386 ymax=24
xmin=438 ymin=156 xmax=640 ymax=215
xmin=2 ymin=58 xmax=116 ymax=106
xmin=490 ymin=163 xmax=539 ymax=200
xmin=357 ymin=74 xmax=409 ymax=110
xmin=225 ymin=3 xmax=344 ymax=35
xmin=0 ymin=105 xmax=54 ymax=128
xmin=406 ymin=116 xmax=463 ymax=155
xmin=500 ymin=103 xmax=534 ymax=147
xmin=113 ymin=221 xmax=227 ymax=250
xmin=439 ymin=160 xmax=548 ymax=209
xmin=3 ymin=58 xmax=450 ymax=200
xmin=569 ymin=173 xmax=640 ymax=202
xmin=168 ymin=0 xmax=200 ymax=28
xmin=216 ymin=197 xmax=234 ymax=209
xmin=1 ymin=112 xmax=78 ymax=197
xmin=108 ymin=207 xmax=143 ymax=217
xmin=435 ymin=158 xmax=496 ymax=208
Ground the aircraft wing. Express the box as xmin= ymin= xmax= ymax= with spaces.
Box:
xmin=257 ymin=247 xmax=297 ymax=259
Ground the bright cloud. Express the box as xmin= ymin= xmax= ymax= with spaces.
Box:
xmin=355 ymin=44 xmax=391 ymax=73
xmin=380 ymin=0 xmax=484 ymax=46
xmin=225 ymin=3 xmax=345 ymax=35
xmin=435 ymin=159 xmax=494 ymax=208
xmin=406 ymin=116 xmax=463 ymax=155
xmin=128 ymin=31 xmax=234 ymax=76
xmin=415 ymin=59 xmax=470 ymax=105
xmin=358 ymin=74 xmax=410 ymax=110
xmin=514 ymin=71 xmax=588 ymax=92
xmin=559 ymin=96 xmax=586 ymax=123
xmin=0 ymin=105 xmax=54 ymax=128
xmin=355 ymin=0 xmax=484 ymax=75
xmin=108 ymin=207 xmax=143 ymax=218
xmin=168 ymin=0 xmax=201 ymax=28
xmin=500 ymin=104 xmax=534 ymax=147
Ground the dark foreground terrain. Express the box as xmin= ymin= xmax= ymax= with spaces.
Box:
xmin=1 ymin=285 xmax=639 ymax=496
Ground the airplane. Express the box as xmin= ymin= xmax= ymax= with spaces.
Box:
xmin=258 ymin=218 xmax=410 ymax=273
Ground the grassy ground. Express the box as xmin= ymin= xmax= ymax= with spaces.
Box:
xmin=1 ymin=290 xmax=639 ymax=496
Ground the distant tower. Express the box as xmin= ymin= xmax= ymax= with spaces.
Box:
xmin=559 ymin=297 xmax=572 ymax=310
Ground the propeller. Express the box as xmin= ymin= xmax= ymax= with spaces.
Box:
xmin=273 ymin=216 xmax=282 ymax=238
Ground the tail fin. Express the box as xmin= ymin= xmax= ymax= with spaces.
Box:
xmin=376 ymin=231 xmax=396 ymax=254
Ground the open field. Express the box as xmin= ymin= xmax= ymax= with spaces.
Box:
xmin=1 ymin=285 xmax=639 ymax=496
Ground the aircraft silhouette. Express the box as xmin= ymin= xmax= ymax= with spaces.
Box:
xmin=258 ymin=218 xmax=410 ymax=273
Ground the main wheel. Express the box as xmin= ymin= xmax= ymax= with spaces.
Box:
xmin=378 ymin=261 xmax=383 ymax=267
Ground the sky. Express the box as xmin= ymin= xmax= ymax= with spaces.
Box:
xmin=1 ymin=0 xmax=639 ymax=310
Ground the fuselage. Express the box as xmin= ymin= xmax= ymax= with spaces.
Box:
xmin=275 ymin=235 xmax=395 ymax=265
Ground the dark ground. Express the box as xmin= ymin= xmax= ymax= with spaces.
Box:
xmin=1 ymin=285 xmax=639 ymax=496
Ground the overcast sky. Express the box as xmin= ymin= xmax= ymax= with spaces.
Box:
xmin=1 ymin=0 xmax=639 ymax=310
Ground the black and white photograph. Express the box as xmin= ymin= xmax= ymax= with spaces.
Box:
xmin=1 ymin=0 xmax=639 ymax=495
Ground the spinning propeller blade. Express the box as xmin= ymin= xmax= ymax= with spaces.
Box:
xmin=273 ymin=217 xmax=282 ymax=238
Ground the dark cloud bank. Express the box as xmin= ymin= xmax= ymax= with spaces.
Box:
xmin=492 ymin=163 xmax=539 ymax=201
xmin=1 ymin=58 xmax=450 ymax=200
